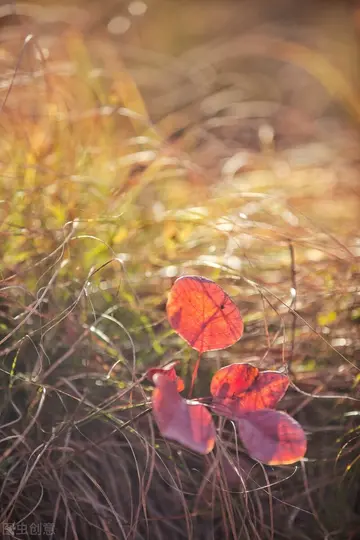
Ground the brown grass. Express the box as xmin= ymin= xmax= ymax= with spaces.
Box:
xmin=0 ymin=2 xmax=359 ymax=539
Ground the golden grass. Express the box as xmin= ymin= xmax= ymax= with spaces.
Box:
xmin=0 ymin=12 xmax=359 ymax=539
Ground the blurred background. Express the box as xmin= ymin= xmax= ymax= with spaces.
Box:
xmin=0 ymin=1 xmax=359 ymax=540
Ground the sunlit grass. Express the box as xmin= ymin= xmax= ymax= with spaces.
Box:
xmin=0 ymin=23 xmax=359 ymax=540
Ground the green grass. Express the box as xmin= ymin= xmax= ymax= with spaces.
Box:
xmin=0 ymin=21 xmax=359 ymax=540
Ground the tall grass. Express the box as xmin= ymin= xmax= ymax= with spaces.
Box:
xmin=0 ymin=12 xmax=359 ymax=539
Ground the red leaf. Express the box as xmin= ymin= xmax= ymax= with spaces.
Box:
xmin=210 ymin=364 xmax=289 ymax=416
xmin=147 ymin=361 xmax=185 ymax=392
xmin=238 ymin=371 xmax=289 ymax=410
xmin=152 ymin=373 xmax=216 ymax=454
xmin=210 ymin=363 xmax=259 ymax=398
xmin=236 ymin=409 xmax=307 ymax=465
xmin=166 ymin=276 xmax=243 ymax=353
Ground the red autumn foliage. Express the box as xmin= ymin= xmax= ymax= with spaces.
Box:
xmin=236 ymin=409 xmax=307 ymax=465
xmin=210 ymin=363 xmax=289 ymax=415
xmin=151 ymin=372 xmax=216 ymax=455
xmin=166 ymin=275 xmax=243 ymax=353
xmin=147 ymin=361 xmax=185 ymax=392
xmin=147 ymin=275 xmax=307 ymax=466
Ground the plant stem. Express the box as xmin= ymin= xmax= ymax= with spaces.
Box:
xmin=189 ymin=352 xmax=202 ymax=398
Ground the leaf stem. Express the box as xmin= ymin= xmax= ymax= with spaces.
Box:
xmin=189 ymin=352 xmax=202 ymax=398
